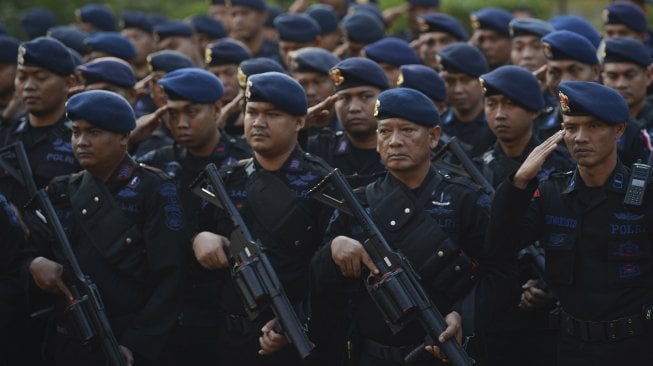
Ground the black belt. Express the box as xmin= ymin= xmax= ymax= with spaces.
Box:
xmin=362 ymin=338 xmax=424 ymax=364
xmin=557 ymin=309 xmax=647 ymax=342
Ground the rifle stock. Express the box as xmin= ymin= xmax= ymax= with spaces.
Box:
xmin=308 ymin=168 xmax=473 ymax=366
xmin=190 ymin=163 xmax=315 ymax=360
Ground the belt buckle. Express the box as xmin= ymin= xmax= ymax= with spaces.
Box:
xmin=587 ymin=321 xmax=606 ymax=342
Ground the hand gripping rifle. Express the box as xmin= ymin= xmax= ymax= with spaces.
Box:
xmin=308 ymin=168 xmax=473 ymax=366
xmin=190 ymin=162 xmax=315 ymax=359
xmin=0 ymin=142 xmax=126 ymax=366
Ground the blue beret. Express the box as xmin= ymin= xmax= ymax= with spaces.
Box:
xmin=330 ymin=57 xmax=389 ymax=91
xmin=121 ymin=11 xmax=153 ymax=33
xmin=548 ymin=15 xmax=602 ymax=48
xmin=238 ymin=57 xmax=286 ymax=87
xmin=408 ymin=0 xmax=440 ymax=7
xmin=306 ymin=5 xmax=339 ymax=35
xmin=398 ymin=64 xmax=446 ymax=102
xmin=364 ymin=37 xmax=421 ymax=67
xmin=66 ymin=90 xmax=135 ymax=132
xmin=147 ymin=14 xmax=169 ymax=27
xmin=47 ymin=26 xmax=89 ymax=54
xmin=470 ymin=7 xmax=514 ymax=37
xmin=147 ymin=50 xmax=195 ymax=73
xmin=231 ymin=0 xmax=267 ymax=12
xmin=84 ymin=32 xmax=137 ymax=60
xmin=68 ymin=48 xmax=83 ymax=68
xmin=290 ymin=47 xmax=340 ymax=74
xmin=18 ymin=37 xmax=75 ymax=76
xmin=275 ymin=14 xmax=321 ymax=43
xmin=154 ymin=21 xmax=194 ymax=40
xmin=541 ymin=30 xmax=598 ymax=65
xmin=480 ymin=65 xmax=544 ymax=111
xmin=246 ymin=71 xmax=307 ymax=116
xmin=557 ymin=81 xmax=629 ymax=124
xmin=206 ymin=38 xmax=252 ymax=66
xmin=437 ymin=43 xmax=489 ymax=77
xmin=265 ymin=6 xmax=284 ymax=28
xmin=191 ymin=15 xmax=227 ymax=39
xmin=510 ymin=18 xmax=554 ymax=38
xmin=603 ymin=37 xmax=652 ymax=68
xmin=375 ymin=88 xmax=440 ymax=127
xmin=20 ymin=8 xmax=57 ymax=39
xmin=159 ymin=68 xmax=224 ymax=103
xmin=77 ymin=57 xmax=136 ymax=88
xmin=604 ymin=2 xmax=648 ymax=33
xmin=342 ymin=12 xmax=385 ymax=44
xmin=78 ymin=4 xmax=116 ymax=32
xmin=417 ymin=13 xmax=468 ymax=40
xmin=0 ymin=35 xmax=20 ymax=64
xmin=349 ymin=4 xmax=385 ymax=25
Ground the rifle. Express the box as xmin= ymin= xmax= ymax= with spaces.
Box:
xmin=1 ymin=142 xmax=126 ymax=366
xmin=189 ymin=163 xmax=315 ymax=360
xmin=308 ymin=168 xmax=473 ymax=366
xmin=432 ymin=136 xmax=495 ymax=196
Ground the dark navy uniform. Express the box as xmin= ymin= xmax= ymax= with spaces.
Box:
xmin=0 ymin=114 xmax=80 ymax=207
xmin=137 ymin=133 xmax=250 ymax=364
xmin=306 ymin=130 xmax=385 ymax=188
xmin=24 ymin=155 xmax=187 ymax=366
xmin=311 ymin=167 xmax=490 ymax=366
xmin=490 ymin=162 xmax=653 ymax=366
xmin=440 ymin=109 xmax=496 ymax=159
xmin=197 ymin=147 xmax=333 ymax=366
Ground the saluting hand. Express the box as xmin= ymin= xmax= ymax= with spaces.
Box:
xmin=192 ymin=231 xmax=231 ymax=270
xmin=330 ymin=235 xmax=379 ymax=278
xmin=513 ymin=130 xmax=565 ymax=189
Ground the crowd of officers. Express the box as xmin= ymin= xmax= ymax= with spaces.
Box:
xmin=1 ymin=0 xmax=653 ymax=365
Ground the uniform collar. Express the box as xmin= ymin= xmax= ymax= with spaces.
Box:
xmin=561 ymin=160 xmax=628 ymax=194
xmin=252 ymin=145 xmax=305 ymax=173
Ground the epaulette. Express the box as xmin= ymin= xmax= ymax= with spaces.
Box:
xmin=481 ymin=150 xmax=495 ymax=165
xmin=547 ymin=170 xmax=573 ymax=180
xmin=138 ymin=162 xmax=171 ymax=180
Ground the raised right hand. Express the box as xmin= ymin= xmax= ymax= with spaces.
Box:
xmin=330 ymin=235 xmax=379 ymax=278
xmin=513 ymin=130 xmax=565 ymax=189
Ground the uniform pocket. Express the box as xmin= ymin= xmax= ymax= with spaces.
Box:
xmin=544 ymin=232 xmax=576 ymax=285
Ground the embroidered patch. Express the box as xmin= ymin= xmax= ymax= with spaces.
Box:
xmin=612 ymin=241 xmax=642 ymax=259
xmin=52 ymin=137 xmax=73 ymax=153
xmin=619 ymin=263 xmax=640 ymax=278
xmin=614 ymin=212 xmax=644 ymax=221
xmin=613 ymin=173 xmax=624 ymax=189
xmin=164 ymin=161 xmax=183 ymax=178
xmin=117 ymin=163 xmax=133 ymax=180
xmin=159 ymin=182 xmax=183 ymax=231
xmin=117 ymin=188 xmax=137 ymax=198
xmin=546 ymin=233 xmax=568 ymax=247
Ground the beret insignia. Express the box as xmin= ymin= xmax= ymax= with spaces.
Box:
xmin=558 ymin=91 xmax=570 ymax=113
xmin=237 ymin=67 xmax=247 ymax=88
xmin=374 ymin=99 xmax=380 ymax=117
xmin=418 ymin=18 xmax=429 ymax=33
xmin=204 ymin=47 xmax=213 ymax=65
xmin=543 ymin=42 xmax=552 ymax=59
xmin=330 ymin=68 xmax=344 ymax=86
xmin=397 ymin=72 xmax=404 ymax=86
xmin=17 ymin=46 xmax=25 ymax=66
xmin=470 ymin=15 xmax=480 ymax=30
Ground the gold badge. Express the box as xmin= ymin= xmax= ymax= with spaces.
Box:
xmin=434 ymin=55 xmax=444 ymax=72
xmin=509 ymin=24 xmax=515 ymax=38
xmin=470 ymin=15 xmax=480 ymax=30
xmin=330 ymin=68 xmax=344 ymax=86
xmin=74 ymin=9 xmax=82 ymax=22
xmin=205 ymin=48 xmax=213 ymax=65
xmin=245 ymin=80 xmax=252 ymax=99
xmin=558 ymin=91 xmax=570 ymax=113
xmin=146 ymin=55 xmax=154 ymax=73
xmin=397 ymin=72 xmax=404 ymax=86
xmin=479 ymin=77 xmax=487 ymax=93
xmin=543 ymin=42 xmax=553 ymax=59
xmin=237 ymin=67 xmax=247 ymax=88
xmin=418 ymin=18 xmax=429 ymax=33
xmin=602 ymin=9 xmax=610 ymax=23
xmin=374 ymin=99 xmax=380 ymax=117
xmin=17 ymin=46 xmax=25 ymax=66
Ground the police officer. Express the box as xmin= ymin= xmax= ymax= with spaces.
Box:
xmin=337 ymin=11 xmax=385 ymax=59
xmin=363 ymin=37 xmax=421 ymax=88
xmin=121 ymin=11 xmax=156 ymax=80
xmin=397 ymin=64 xmax=448 ymax=117
xmin=273 ymin=13 xmax=321 ymax=69
xmin=469 ymin=7 xmax=514 ymax=70
xmin=489 ymin=81 xmax=653 ymax=366
xmin=76 ymin=4 xmax=117 ymax=33
xmin=229 ymin=0 xmax=281 ymax=62
xmin=190 ymin=15 xmax=227 ymax=57
xmin=306 ymin=57 xmax=389 ymax=187
xmin=310 ymin=88 xmax=489 ymax=366
xmin=539 ymin=30 xmax=650 ymax=167
xmin=154 ymin=21 xmax=204 ymax=67
xmin=437 ymin=43 xmax=495 ymax=158
xmin=602 ymin=2 xmax=649 ymax=43
xmin=75 ymin=57 xmax=137 ymax=103
xmin=601 ymin=38 xmax=653 ymax=137
xmin=83 ymin=32 xmax=137 ymax=63
xmin=305 ymin=4 xmax=342 ymax=52
xmin=192 ymin=72 xmax=333 ymax=365
xmin=137 ymin=67 xmax=250 ymax=366
xmin=25 ymin=90 xmax=186 ymax=366
xmin=477 ymin=65 xmax=572 ymax=366
xmin=412 ymin=13 xmax=468 ymax=70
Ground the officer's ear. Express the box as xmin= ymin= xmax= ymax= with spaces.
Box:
xmin=646 ymin=65 xmax=653 ymax=87
xmin=614 ymin=122 xmax=626 ymax=140
xmin=119 ymin=132 xmax=130 ymax=148
xmin=212 ymin=100 xmax=223 ymax=122
xmin=295 ymin=115 xmax=306 ymax=132
xmin=590 ymin=64 xmax=601 ymax=81
xmin=428 ymin=125 xmax=441 ymax=150
xmin=64 ymin=74 xmax=78 ymax=91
